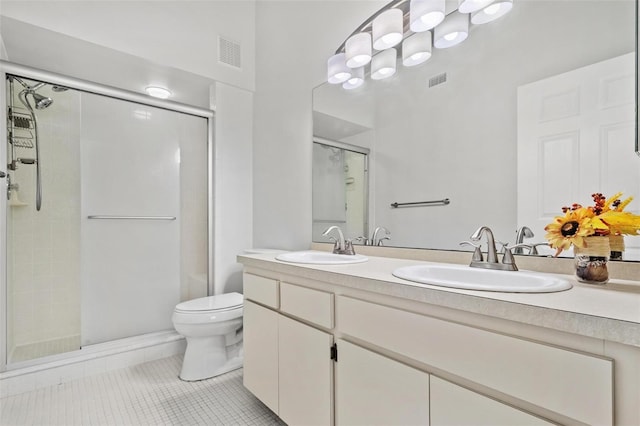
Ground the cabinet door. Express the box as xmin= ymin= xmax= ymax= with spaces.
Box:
xmin=335 ymin=339 xmax=429 ymax=426
xmin=278 ymin=315 xmax=333 ymax=426
xmin=243 ymin=300 xmax=279 ymax=414
xmin=431 ymin=376 xmax=553 ymax=426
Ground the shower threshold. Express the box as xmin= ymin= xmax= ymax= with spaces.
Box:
xmin=2 ymin=330 xmax=184 ymax=376
xmin=10 ymin=335 xmax=81 ymax=364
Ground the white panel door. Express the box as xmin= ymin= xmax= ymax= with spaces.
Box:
xmin=431 ymin=376 xmax=553 ymax=426
xmin=278 ymin=315 xmax=333 ymax=426
xmin=518 ymin=52 xmax=639 ymax=259
xmin=243 ymin=301 xmax=279 ymax=415
xmin=335 ymin=339 xmax=429 ymax=426
xmin=80 ymin=96 xmax=181 ymax=345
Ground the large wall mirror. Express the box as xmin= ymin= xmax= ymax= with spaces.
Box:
xmin=313 ymin=0 xmax=640 ymax=261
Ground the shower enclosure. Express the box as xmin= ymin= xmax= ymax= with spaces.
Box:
xmin=1 ymin=63 xmax=213 ymax=368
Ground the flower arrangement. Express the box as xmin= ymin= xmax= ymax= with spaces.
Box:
xmin=544 ymin=192 xmax=640 ymax=256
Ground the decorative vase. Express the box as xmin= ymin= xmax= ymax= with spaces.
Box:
xmin=573 ymin=236 xmax=610 ymax=284
xmin=608 ymin=235 xmax=625 ymax=261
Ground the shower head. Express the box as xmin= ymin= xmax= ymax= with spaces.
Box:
xmin=12 ymin=77 xmax=54 ymax=109
xmin=31 ymin=92 xmax=53 ymax=109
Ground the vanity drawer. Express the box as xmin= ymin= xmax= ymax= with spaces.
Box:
xmin=243 ymin=273 xmax=279 ymax=308
xmin=336 ymin=296 xmax=613 ymax=426
xmin=280 ymin=282 xmax=334 ymax=329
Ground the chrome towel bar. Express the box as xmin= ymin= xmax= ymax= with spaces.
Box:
xmin=87 ymin=215 xmax=176 ymax=220
xmin=390 ymin=198 xmax=450 ymax=208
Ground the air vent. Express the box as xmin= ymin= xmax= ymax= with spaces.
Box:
xmin=218 ymin=36 xmax=241 ymax=69
xmin=429 ymin=72 xmax=447 ymax=88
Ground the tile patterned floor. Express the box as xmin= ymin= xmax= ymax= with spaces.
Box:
xmin=0 ymin=355 xmax=285 ymax=425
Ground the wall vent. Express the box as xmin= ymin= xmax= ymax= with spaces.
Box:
xmin=429 ymin=73 xmax=447 ymax=88
xmin=218 ymin=36 xmax=242 ymax=69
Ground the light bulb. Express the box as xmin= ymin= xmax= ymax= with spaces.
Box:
xmin=484 ymin=3 xmax=501 ymax=15
xmin=343 ymin=67 xmax=365 ymax=90
xmin=371 ymin=48 xmax=397 ymax=80
xmin=372 ymin=9 xmax=403 ymax=50
xmin=402 ymin=31 xmax=432 ymax=67
xmin=444 ymin=32 xmax=459 ymax=41
xmin=345 ymin=33 xmax=372 ymax=68
xmin=145 ymin=86 xmax=171 ymax=99
xmin=410 ymin=0 xmax=445 ymax=32
xmin=434 ymin=12 xmax=469 ymax=49
xmin=471 ymin=0 xmax=513 ymax=24
xmin=327 ymin=53 xmax=352 ymax=84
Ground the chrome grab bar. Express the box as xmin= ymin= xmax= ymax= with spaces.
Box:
xmin=87 ymin=215 xmax=176 ymax=220
xmin=390 ymin=198 xmax=450 ymax=208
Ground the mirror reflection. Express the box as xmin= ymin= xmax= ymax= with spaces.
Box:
xmin=312 ymin=139 xmax=369 ymax=243
xmin=313 ymin=0 xmax=640 ymax=261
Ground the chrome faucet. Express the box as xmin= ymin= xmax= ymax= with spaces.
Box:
xmin=355 ymin=226 xmax=391 ymax=246
xmin=469 ymin=226 xmax=518 ymax=271
xmin=323 ymin=226 xmax=356 ymax=255
xmin=371 ymin=226 xmax=390 ymax=246
xmin=514 ymin=226 xmax=534 ymax=254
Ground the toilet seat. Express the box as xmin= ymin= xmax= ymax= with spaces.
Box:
xmin=175 ymin=292 xmax=243 ymax=314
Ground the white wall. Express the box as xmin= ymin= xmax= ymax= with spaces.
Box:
xmin=214 ymin=82 xmax=253 ymax=295
xmin=0 ymin=0 xmax=256 ymax=91
xmin=253 ymin=0 xmax=386 ymax=250
xmin=0 ymin=33 xmax=7 ymax=60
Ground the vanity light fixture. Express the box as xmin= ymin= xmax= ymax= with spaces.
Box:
xmin=345 ymin=33 xmax=372 ymax=68
xmin=343 ymin=66 xmax=365 ymax=90
xmin=372 ymin=9 xmax=404 ymax=50
xmin=371 ymin=48 xmax=397 ymax=80
xmin=327 ymin=0 xmax=513 ymax=88
xmin=410 ymin=0 xmax=445 ymax=32
xmin=145 ymin=86 xmax=172 ymax=99
xmin=434 ymin=12 xmax=469 ymax=49
xmin=327 ymin=53 xmax=352 ymax=84
xmin=471 ymin=0 xmax=513 ymax=25
xmin=402 ymin=31 xmax=432 ymax=67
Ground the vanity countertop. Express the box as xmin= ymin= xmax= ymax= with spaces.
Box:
xmin=238 ymin=252 xmax=640 ymax=348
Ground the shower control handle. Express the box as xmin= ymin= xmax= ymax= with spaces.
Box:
xmin=0 ymin=171 xmax=6 ymax=178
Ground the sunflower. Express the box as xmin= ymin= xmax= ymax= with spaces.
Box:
xmin=544 ymin=207 xmax=598 ymax=255
xmin=597 ymin=210 xmax=640 ymax=236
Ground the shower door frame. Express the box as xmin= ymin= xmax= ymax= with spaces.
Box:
xmin=0 ymin=61 xmax=216 ymax=371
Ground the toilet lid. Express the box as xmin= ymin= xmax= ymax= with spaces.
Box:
xmin=175 ymin=292 xmax=243 ymax=313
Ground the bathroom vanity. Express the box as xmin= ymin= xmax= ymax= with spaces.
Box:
xmin=238 ymin=252 xmax=640 ymax=426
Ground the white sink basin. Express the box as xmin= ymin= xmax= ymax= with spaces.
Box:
xmin=392 ymin=264 xmax=572 ymax=293
xmin=276 ymin=250 xmax=369 ymax=265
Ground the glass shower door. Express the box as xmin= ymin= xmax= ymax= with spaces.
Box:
xmin=79 ymin=94 xmax=181 ymax=346
xmin=3 ymin=72 xmax=209 ymax=366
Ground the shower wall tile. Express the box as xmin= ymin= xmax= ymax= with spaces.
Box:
xmin=7 ymin=87 xmax=81 ymax=360
xmin=179 ymin=114 xmax=208 ymax=301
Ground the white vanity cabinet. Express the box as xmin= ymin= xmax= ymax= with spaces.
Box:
xmin=337 ymin=295 xmax=613 ymax=426
xmin=243 ymin=273 xmax=334 ymax=426
xmin=239 ymin=260 xmax=638 ymax=426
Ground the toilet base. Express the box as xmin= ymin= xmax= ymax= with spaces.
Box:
xmin=179 ymin=335 xmax=243 ymax=382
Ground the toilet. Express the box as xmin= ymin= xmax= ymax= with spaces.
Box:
xmin=172 ymin=292 xmax=244 ymax=381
